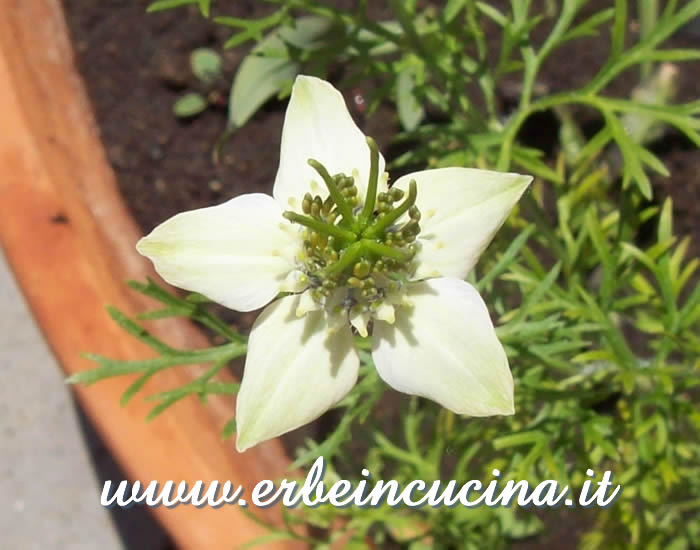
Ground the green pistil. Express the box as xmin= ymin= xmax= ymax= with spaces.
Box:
xmin=362 ymin=180 xmax=417 ymax=239
xmin=308 ymin=159 xmax=356 ymax=227
xmin=357 ymin=136 xmax=380 ymax=228
xmin=321 ymin=241 xmax=364 ymax=277
xmin=283 ymin=212 xmax=357 ymax=242
xmin=284 ymin=136 xmax=421 ymax=310
xmin=321 ymin=239 xmax=415 ymax=278
xmin=361 ymin=239 xmax=414 ymax=262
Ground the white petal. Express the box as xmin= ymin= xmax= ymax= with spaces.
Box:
xmin=371 ymin=277 xmax=514 ymax=416
xmin=236 ymin=292 xmax=360 ymax=451
xmin=394 ymin=167 xmax=531 ymax=280
xmin=273 ymin=75 xmax=386 ymax=211
xmin=137 ymin=193 xmax=302 ymax=312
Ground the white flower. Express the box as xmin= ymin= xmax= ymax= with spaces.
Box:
xmin=137 ymin=75 xmax=532 ymax=452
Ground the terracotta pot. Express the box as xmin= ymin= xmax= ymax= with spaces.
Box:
xmin=0 ymin=2 xmax=303 ymax=548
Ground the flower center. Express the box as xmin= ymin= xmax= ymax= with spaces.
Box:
xmin=283 ymin=137 xmax=421 ymax=319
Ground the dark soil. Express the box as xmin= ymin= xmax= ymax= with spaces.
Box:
xmin=62 ymin=1 xmax=698 ymax=549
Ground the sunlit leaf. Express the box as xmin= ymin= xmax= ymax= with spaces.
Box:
xmin=228 ymin=16 xmax=334 ymax=129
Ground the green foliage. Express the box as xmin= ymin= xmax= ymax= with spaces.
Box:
xmin=71 ymin=1 xmax=700 ymax=548
xmin=172 ymin=47 xmax=224 ymax=119
xmin=147 ymin=0 xmax=211 ymax=18
xmin=68 ymin=279 xmax=244 ymax=419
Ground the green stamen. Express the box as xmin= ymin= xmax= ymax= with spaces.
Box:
xmin=308 ymin=159 xmax=355 ymax=227
xmin=357 ymin=136 xmax=380 ymax=227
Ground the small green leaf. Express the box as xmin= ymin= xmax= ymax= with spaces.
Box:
xmin=584 ymin=207 xmax=616 ymax=304
xmin=190 ymin=48 xmax=222 ymax=84
xmin=604 ymin=110 xmax=653 ymax=198
xmin=475 ymin=2 xmax=508 ymax=26
xmin=610 ymin=0 xmax=627 ymax=58
xmin=493 ymin=431 xmax=545 ymax=450
xmin=512 ymin=146 xmax=563 ymax=183
xmin=396 ymin=65 xmax=425 ymax=131
xmin=146 ymin=394 xmax=189 ymax=421
xmin=561 ymin=8 xmax=615 ymax=42
xmin=238 ymin=532 xmax=302 ymax=550
xmin=507 ymin=262 xmax=562 ymax=325
xmin=106 ymin=305 xmax=176 ymax=355
xmin=221 ymin=417 xmax=237 ymax=439
xmin=128 ymin=278 xmax=246 ymax=343
xmin=197 ymin=0 xmax=210 ymax=17
xmin=657 ymin=197 xmax=673 ymax=243
xmin=444 ymin=0 xmax=467 ymax=23
xmin=477 ymin=225 xmax=534 ymax=291
xmin=173 ymin=92 xmax=208 ymax=117
xmin=147 ymin=0 xmax=200 ymax=13
xmin=121 ymin=370 xmax=159 ymax=406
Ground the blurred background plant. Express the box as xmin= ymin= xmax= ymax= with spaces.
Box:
xmin=172 ymin=47 xmax=226 ymax=117
xmin=71 ymin=0 xmax=700 ymax=548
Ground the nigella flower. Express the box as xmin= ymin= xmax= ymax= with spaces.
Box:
xmin=137 ymin=76 xmax=532 ymax=452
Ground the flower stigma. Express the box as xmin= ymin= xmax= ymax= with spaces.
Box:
xmin=282 ymin=137 xmax=421 ymax=329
